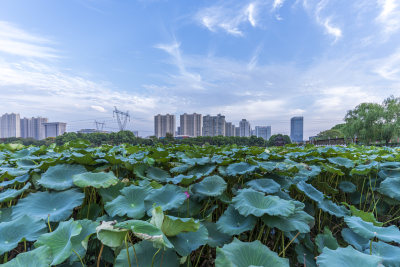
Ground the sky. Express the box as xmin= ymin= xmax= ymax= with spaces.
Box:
xmin=0 ymin=0 xmax=399 ymax=138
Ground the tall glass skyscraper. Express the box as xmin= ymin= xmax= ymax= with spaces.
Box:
xmin=290 ymin=116 xmax=303 ymax=142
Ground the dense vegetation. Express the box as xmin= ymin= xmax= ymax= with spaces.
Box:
xmin=1 ymin=142 xmax=400 ymax=266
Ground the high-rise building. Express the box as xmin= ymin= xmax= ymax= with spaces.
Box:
xmin=180 ymin=113 xmax=202 ymax=137
xmin=43 ymin=122 xmax=67 ymax=138
xmin=239 ymin=119 xmax=251 ymax=137
xmin=0 ymin=113 xmax=21 ymax=138
xmin=255 ymin=126 xmax=272 ymax=140
xmin=290 ymin=116 xmax=304 ymax=142
xmin=20 ymin=117 xmax=48 ymax=140
xmin=154 ymin=114 xmax=176 ymax=138
xmin=235 ymin=127 xmax=240 ymax=137
xmin=225 ymin=122 xmax=236 ymax=137
xmin=203 ymin=114 xmax=225 ymax=136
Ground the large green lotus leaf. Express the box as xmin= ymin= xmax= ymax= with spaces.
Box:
xmin=161 ymin=215 xmax=200 ymax=237
xmin=104 ymin=185 xmax=147 ymax=219
xmin=69 ymin=219 xmax=99 ymax=263
xmin=191 ymin=175 xmax=227 ymax=197
xmin=296 ymin=181 xmax=324 ymax=202
xmin=378 ymin=177 xmax=400 ymax=201
xmin=73 ymin=171 xmax=119 ymax=188
xmin=35 ymin=219 xmax=82 ymax=265
xmin=216 ymin=238 xmax=289 ymax=267
xmin=341 ymin=228 xmax=369 ymax=251
xmin=0 ymin=215 xmax=47 ymax=254
xmin=318 ymin=199 xmax=350 ymax=218
xmin=182 ymin=156 xmax=210 ymax=166
xmin=339 ymin=181 xmax=357 ymax=193
xmin=0 ymin=173 xmax=30 ymax=187
xmin=12 ymin=189 xmax=84 ymax=222
xmin=366 ymin=241 xmax=400 ymax=267
xmin=345 ymin=216 xmax=400 ymax=243
xmin=0 ymin=182 xmax=30 ymax=203
xmin=261 ymin=207 xmax=314 ymax=233
xmin=327 ymin=157 xmax=355 ymax=169
xmin=246 ymin=178 xmax=281 ymax=194
xmin=170 ymin=164 xmax=191 ymax=174
xmin=316 ymin=246 xmax=383 ymax=267
xmin=38 ymin=164 xmax=86 ymax=190
xmin=144 ymin=184 xmax=187 ymax=214
xmin=350 ymin=162 xmax=378 ymax=176
xmin=204 ymin=221 xmax=232 ymax=248
xmin=1 ymin=246 xmax=52 ymax=267
xmin=146 ymin=166 xmax=171 ymax=182
xmin=98 ymin=182 xmax=125 ymax=202
xmin=70 ymin=152 xmax=95 ymax=165
xmin=115 ymin=241 xmax=179 ymax=267
xmin=0 ymin=207 xmax=12 ymax=222
xmin=187 ymin=163 xmax=216 ymax=177
xmin=96 ymin=221 xmax=128 ymax=248
xmin=226 ymin=162 xmax=257 ymax=176
xmin=232 ymin=188 xmax=295 ymax=217
xmin=216 ymin=205 xmax=256 ymax=235
xmin=315 ymin=227 xmax=339 ymax=253
xmin=16 ymin=159 xmax=39 ymax=170
xmin=169 ymin=224 xmax=208 ymax=256
xmin=347 ymin=205 xmax=383 ymax=226
xmin=321 ymin=163 xmax=345 ymax=176
xmin=166 ymin=174 xmax=195 ymax=185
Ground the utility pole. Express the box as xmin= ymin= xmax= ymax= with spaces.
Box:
xmin=94 ymin=120 xmax=105 ymax=131
xmin=113 ymin=106 xmax=130 ymax=131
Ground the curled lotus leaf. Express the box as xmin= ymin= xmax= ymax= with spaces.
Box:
xmin=188 ymin=163 xmax=216 ymax=178
xmin=318 ymin=199 xmax=350 ymax=218
xmin=98 ymin=182 xmax=125 ymax=202
xmin=226 ymin=162 xmax=257 ymax=176
xmin=191 ymin=175 xmax=227 ymax=197
xmin=169 ymin=224 xmax=208 ymax=256
xmin=35 ymin=219 xmax=82 ymax=265
xmin=96 ymin=221 xmax=128 ymax=248
xmin=316 ymin=246 xmax=383 ymax=267
xmin=73 ymin=171 xmax=119 ymax=188
xmin=69 ymin=219 xmax=99 ymax=263
xmin=366 ymin=241 xmax=400 ymax=267
xmin=347 ymin=205 xmax=383 ymax=226
xmin=341 ymin=228 xmax=369 ymax=251
xmin=144 ymin=184 xmax=187 ymax=215
xmin=12 ymin=189 xmax=85 ymax=222
xmin=38 ymin=164 xmax=86 ymax=190
xmin=115 ymin=241 xmax=179 ymax=267
xmin=203 ymin=221 xmax=232 ymax=248
xmin=378 ymin=177 xmax=400 ymax=201
xmin=216 ymin=238 xmax=289 ymax=267
xmin=146 ymin=166 xmax=171 ymax=182
xmin=327 ymin=157 xmax=355 ymax=169
xmin=1 ymin=246 xmax=52 ymax=267
xmin=296 ymin=181 xmax=324 ymax=202
xmin=0 ymin=215 xmax=47 ymax=255
xmin=0 ymin=173 xmax=30 ymax=188
xmin=345 ymin=216 xmax=400 ymax=243
xmin=167 ymin=174 xmax=196 ymax=185
xmin=0 ymin=182 xmax=31 ymax=203
xmin=261 ymin=206 xmax=314 ymax=233
xmin=216 ymin=205 xmax=257 ymax=235
xmin=246 ymin=178 xmax=281 ymax=194
xmin=161 ymin=215 xmax=200 ymax=237
xmin=315 ymin=227 xmax=339 ymax=253
xmin=232 ymin=188 xmax=295 ymax=217
xmin=104 ymin=185 xmax=148 ymax=219
xmin=339 ymin=181 xmax=357 ymax=193
xmin=321 ymin=163 xmax=345 ymax=176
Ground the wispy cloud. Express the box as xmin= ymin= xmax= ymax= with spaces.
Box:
xmin=376 ymin=0 xmax=400 ymax=35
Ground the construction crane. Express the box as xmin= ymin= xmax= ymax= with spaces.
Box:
xmin=113 ymin=106 xmax=130 ymax=131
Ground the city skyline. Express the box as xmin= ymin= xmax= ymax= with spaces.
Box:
xmin=0 ymin=1 xmax=399 ymax=138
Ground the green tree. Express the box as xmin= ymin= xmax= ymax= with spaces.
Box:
xmin=267 ymin=134 xmax=291 ymax=146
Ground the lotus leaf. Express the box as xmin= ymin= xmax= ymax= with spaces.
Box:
xmin=347 ymin=205 xmax=383 ymax=226
xmin=0 ymin=182 xmax=30 ymax=203
xmin=188 ymin=163 xmax=216 ymax=177
xmin=316 ymin=246 xmax=383 ymax=267
xmin=145 ymin=184 xmax=187 ymax=214
xmin=167 ymin=174 xmax=196 ymax=185
xmin=170 ymin=164 xmax=191 ymax=174
xmin=261 ymin=208 xmax=314 ymax=233
xmin=69 ymin=219 xmax=99 ymax=262
xmin=146 ymin=166 xmax=171 ymax=182
xmin=315 ymin=227 xmax=339 ymax=253
xmin=203 ymin=221 xmax=232 ymax=248
xmin=0 ymin=173 xmax=29 ymax=187
xmin=96 ymin=221 xmax=128 ymax=247
xmin=73 ymin=171 xmax=119 ymax=188
xmin=38 ymin=164 xmax=86 ymax=190
xmin=0 ymin=215 xmax=47 ymax=254
xmin=297 ymin=181 xmax=324 ymax=202
xmin=216 ymin=238 xmax=289 ymax=267
xmin=191 ymin=175 xmax=227 ymax=197
xmin=12 ymin=189 xmax=84 ymax=222
xmin=232 ymin=188 xmax=295 ymax=217
xmin=104 ymin=185 xmax=147 ymax=219
xmin=328 ymin=157 xmax=355 ymax=169
xmin=1 ymin=246 xmax=52 ymax=267
xmin=35 ymin=219 xmax=82 ymax=265
xmin=341 ymin=228 xmax=369 ymax=251
xmin=227 ymin=162 xmax=257 ymax=176
xmin=378 ymin=177 xmax=400 ymax=201
xmin=339 ymin=181 xmax=357 ymax=193
xmin=169 ymin=224 xmax=208 ymax=256
xmin=246 ymin=178 xmax=281 ymax=194
xmin=321 ymin=163 xmax=345 ymax=176
xmin=182 ymin=157 xmax=210 ymax=166
xmin=318 ymin=199 xmax=350 ymax=218
xmin=98 ymin=182 xmax=125 ymax=202
xmin=367 ymin=241 xmax=400 ymax=267
xmin=161 ymin=215 xmax=200 ymax=236
xmin=216 ymin=205 xmax=256 ymax=235
xmin=345 ymin=216 xmax=400 ymax=243
xmin=295 ymin=244 xmax=317 ymax=267
xmin=0 ymin=207 xmax=12 ymax=222
xmin=115 ymin=241 xmax=179 ymax=267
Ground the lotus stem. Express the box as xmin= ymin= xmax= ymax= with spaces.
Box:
xmin=256 ymin=224 xmax=265 ymax=240
xmin=279 ymin=231 xmax=300 ymax=257
xmin=281 ymin=232 xmax=285 ymax=257
xmin=72 ymin=248 xmax=85 ymax=267
xmin=151 ymin=248 xmax=161 ymax=267
xmin=3 ymin=252 xmax=7 ymax=263
xmin=128 ymin=234 xmax=139 ymax=267
xmin=125 ymin=234 xmax=132 ymax=267
xmin=47 ymin=214 xmax=52 ymax=232
xmin=97 ymin=244 xmax=104 ymax=267
xmin=369 ymin=239 xmax=372 ymax=255
xmin=194 ymin=245 xmax=205 ymax=267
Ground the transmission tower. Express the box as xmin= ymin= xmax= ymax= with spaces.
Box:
xmin=94 ymin=120 xmax=105 ymax=131
xmin=113 ymin=106 xmax=130 ymax=131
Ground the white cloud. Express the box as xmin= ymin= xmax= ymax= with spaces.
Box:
xmin=273 ymin=0 xmax=285 ymax=10
xmin=91 ymin=105 xmax=107 ymax=112
xmin=376 ymin=0 xmax=400 ymax=35
xmin=246 ymin=3 xmax=257 ymax=27
xmin=374 ymin=48 xmax=400 ymax=80
xmin=322 ymin=18 xmax=342 ymax=41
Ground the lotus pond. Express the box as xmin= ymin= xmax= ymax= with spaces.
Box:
xmin=1 ymin=142 xmax=400 ymax=266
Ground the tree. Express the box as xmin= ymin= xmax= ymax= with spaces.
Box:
xmin=381 ymin=96 xmax=400 ymax=144
xmin=267 ymin=134 xmax=291 ymax=146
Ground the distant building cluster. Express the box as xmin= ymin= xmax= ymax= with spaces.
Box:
xmin=0 ymin=113 xmax=67 ymax=140
xmin=153 ymin=113 xmax=304 ymax=141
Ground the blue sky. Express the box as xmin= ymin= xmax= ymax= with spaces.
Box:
xmin=0 ymin=0 xmax=399 ymax=138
